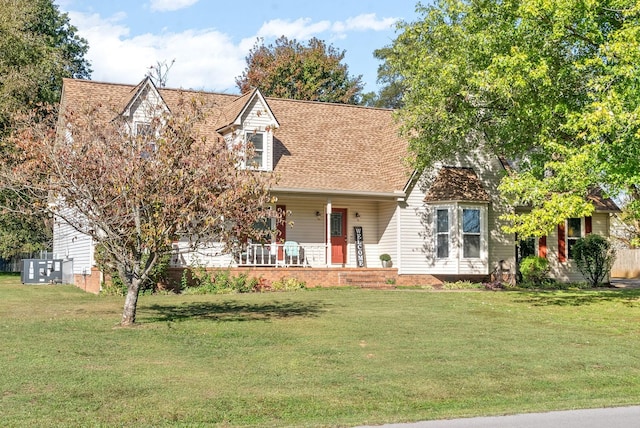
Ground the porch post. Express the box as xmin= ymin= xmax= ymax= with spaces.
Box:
xmin=326 ymin=199 xmax=332 ymax=267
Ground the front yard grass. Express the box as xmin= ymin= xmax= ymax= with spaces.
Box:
xmin=1 ymin=275 xmax=640 ymax=427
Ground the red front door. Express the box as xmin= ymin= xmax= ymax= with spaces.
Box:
xmin=330 ymin=208 xmax=347 ymax=264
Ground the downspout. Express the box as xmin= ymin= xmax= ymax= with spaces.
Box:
xmin=396 ymin=200 xmax=402 ymax=274
xmin=326 ymin=199 xmax=332 ymax=267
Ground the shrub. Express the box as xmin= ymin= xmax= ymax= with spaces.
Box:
xmin=443 ymin=280 xmax=483 ymax=290
xmin=271 ymin=277 xmax=306 ymax=292
xmin=572 ymin=234 xmax=615 ymax=287
xmin=519 ymin=256 xmax=550 ymax=286
xmin=379 ymin=253 xmax=391 ymax=262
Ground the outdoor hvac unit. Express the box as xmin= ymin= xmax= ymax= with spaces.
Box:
xmin=21 ymin=259 xmax=64 ymax=284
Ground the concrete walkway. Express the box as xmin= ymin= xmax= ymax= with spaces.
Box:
xmin=357 ymin=406 xmax=640 ymax=428
xmin=611 ymin=278 xmax=640 ymax=289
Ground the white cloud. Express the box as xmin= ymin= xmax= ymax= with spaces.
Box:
xmin=148 ymin=0 xmax=199 ymax=12
xmin=256 ymin=18 xmax=331 ymax=41
xmin=69 ymin=11 xmax=245 ymax=91
xmin=255 ymin=14 xmax=398 ymax=42
xmin=332 ymin=13 xmax=398 ymax=33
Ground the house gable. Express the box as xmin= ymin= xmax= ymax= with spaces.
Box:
xmin=121 ymin=77 xmax=169 ymax=121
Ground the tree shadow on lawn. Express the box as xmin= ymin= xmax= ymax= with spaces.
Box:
xmin=514 ymin=288 xmax=640 ymax=307
xmin=142 ymin=299 xmax=329 ymax=323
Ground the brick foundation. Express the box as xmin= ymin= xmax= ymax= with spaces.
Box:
xmin=71 ymin=266 xmax=450 ymax=294
xmin=73 ymin=267 xmax=102 ymax=294
xmin=165 ymin=267 xmax=444 ymax=291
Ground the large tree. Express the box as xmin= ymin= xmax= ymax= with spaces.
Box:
xmin=388 ymin=0 xmax=640 ymax=236
xmin=362 ymin=47 xmax=406 ymax=109
xmin=236 ymin=36 xmax=364 ymax=104
xmin=3 ymin=95 xmax=275 ymax=326
xmin=0 ymin=0 xmax=91 ymax=258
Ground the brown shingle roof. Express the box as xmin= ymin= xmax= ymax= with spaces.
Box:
xmin=424 ymin=167 xmax=491 ymax=202
xmin=588 ymin=188 xmax=620 ymax=212
xmin=60 ymin=78 xmax=411 ymax=195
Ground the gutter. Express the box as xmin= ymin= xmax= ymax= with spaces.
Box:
xmin=271 ymin=187 xmax=405 ymax=200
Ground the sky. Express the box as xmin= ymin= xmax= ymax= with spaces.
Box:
xmin=55 ymin=0 xmax=421 ymax=95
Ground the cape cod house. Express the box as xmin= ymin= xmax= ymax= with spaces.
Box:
xmin=53 ymin=78 xmax=619 ymax=292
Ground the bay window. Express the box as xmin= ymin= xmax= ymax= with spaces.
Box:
xmin=436 ymin=209 xmax=449 ymax=258
xmin=462 ymin=208 xmax=481 ymax=258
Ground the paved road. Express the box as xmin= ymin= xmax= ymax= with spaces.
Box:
xmin=357 ymin=406 xmax=640 ymax=428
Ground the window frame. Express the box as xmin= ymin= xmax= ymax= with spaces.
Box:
xmin=461 ymin=208 xmax=481 ymax=259
xmin=435 ymin=208 xmax=450 ymax=259
xmin=245 ymin=131 xmax=265 ymax=170
xmin=566 ymin=217 xmax=583 ymax=260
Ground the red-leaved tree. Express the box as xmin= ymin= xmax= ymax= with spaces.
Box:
xmin=2 ymin=94 xmax=275 ymax=325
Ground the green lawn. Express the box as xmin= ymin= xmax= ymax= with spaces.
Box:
xmin=1 ymin=275 xmax=640 ymax=427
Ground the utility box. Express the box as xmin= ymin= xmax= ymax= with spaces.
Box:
xmin=21 ymin=259 xmax=64 ymax=284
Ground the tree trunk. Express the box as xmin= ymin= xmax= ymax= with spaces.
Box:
xmin=121 ymin=278 xmax=141 ymax=326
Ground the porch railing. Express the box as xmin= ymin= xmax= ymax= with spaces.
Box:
xmin=237 ymin=243 xmax=327 ymax=267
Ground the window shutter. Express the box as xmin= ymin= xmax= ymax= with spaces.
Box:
xmin=538 ymin=236 xmax=547 ymax=258
xmin=585 ymin=216 xmax=592 ymax=234
xmin=558 ymin=223 xmax=566 ymax=263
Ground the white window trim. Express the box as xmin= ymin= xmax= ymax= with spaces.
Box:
xmin=434 ymin=206 xmax=452 ymax=259
xmin=245 ymin=130 xmax=266 ymax=170
xmin=458 ymin=204 xmax=488 ymax=261
xmin=566 ymin=217 xmax=584 ymax=260
xmin=461 ymin=207 xmax=481 ymax=259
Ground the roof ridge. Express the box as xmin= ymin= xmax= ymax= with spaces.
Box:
xmin=265 ymin=96 xmax=394 ymax=111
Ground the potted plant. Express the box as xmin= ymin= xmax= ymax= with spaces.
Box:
xmin=379 ymin=253 xmax=392 ymax=268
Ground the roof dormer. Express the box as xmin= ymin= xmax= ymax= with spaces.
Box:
xmin=121 ymin=77 xmax=170 ymax=128
xmin=217 ymin=89 xmax=279 ymax=172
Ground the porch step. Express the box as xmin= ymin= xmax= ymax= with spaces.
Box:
xmin=338 ymin=270 xmax=396 ymax=289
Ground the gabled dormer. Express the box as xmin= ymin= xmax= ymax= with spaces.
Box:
xmin=216 ymin=88 xmax=279 ymax=171
xmin=121 ymin=77 xmax=170 ymax=136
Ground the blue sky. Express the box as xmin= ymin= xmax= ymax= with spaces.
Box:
xmin=56 ymin=0 xmax=421 ymax=94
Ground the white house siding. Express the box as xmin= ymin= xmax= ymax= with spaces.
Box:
xmin=127 ymin=84 xmax=165 ymax=126
xmin=52 ymin=211 xmax=93 ymax=276
xmin=546 ymin=213 xmax=612 ymax=282
xmin=170 ymin=240 xmax=234 ymax=268
xmin=399 ymin=152 xmax=514 ymax=276
xmin=377 ymin=201 xmax=398 ymax=268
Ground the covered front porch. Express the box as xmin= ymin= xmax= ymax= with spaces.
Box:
xmin=171 ymin=193 xmax=403 ymax=270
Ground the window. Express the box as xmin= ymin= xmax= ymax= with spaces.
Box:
xmin=462 ymin=208 xmax=480 ymax=258
xmin=567 ymin=217 xmax=582 ymax=259
xmin=135 ymin=122 xmax=157 ymax=158
xmin=436 ymin=209 xmax=449 ymax=258
xmin=246 ymin=132 xmax=264 ymax=169
xmin=135 ymin=122 xmax=152 ymax=136
xmin=518 ymin=236 xmax=536 ymax=260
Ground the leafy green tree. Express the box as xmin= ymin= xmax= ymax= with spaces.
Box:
xmin=0 ymin=0 xmax=90 ymax=134
xmin=388 ymin=0 xmax=640 ymax=236
xmin=363 ymin=47 xmax=405 ymax=109
xmin=0 ymin=0 xmax=90 ymax=259
xmin=236 ymin=36 xmax=363 ymax=104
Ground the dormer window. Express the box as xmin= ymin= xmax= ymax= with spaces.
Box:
xmin=135 ymin=122 xmax=152 ymax=137
xmin=246 ymin=131 xmax=265 ymax=169
xmin=135 ymin=121 xmax=156 ymax=158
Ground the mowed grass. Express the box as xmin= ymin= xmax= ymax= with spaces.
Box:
xmin=1 ymin=274 xmax=640 ymax=427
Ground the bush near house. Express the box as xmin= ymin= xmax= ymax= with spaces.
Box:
xmin=519 ymin=256 xmax=550 ymax=286
xmin=573 ymin=234 xmax=616 ymax=287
